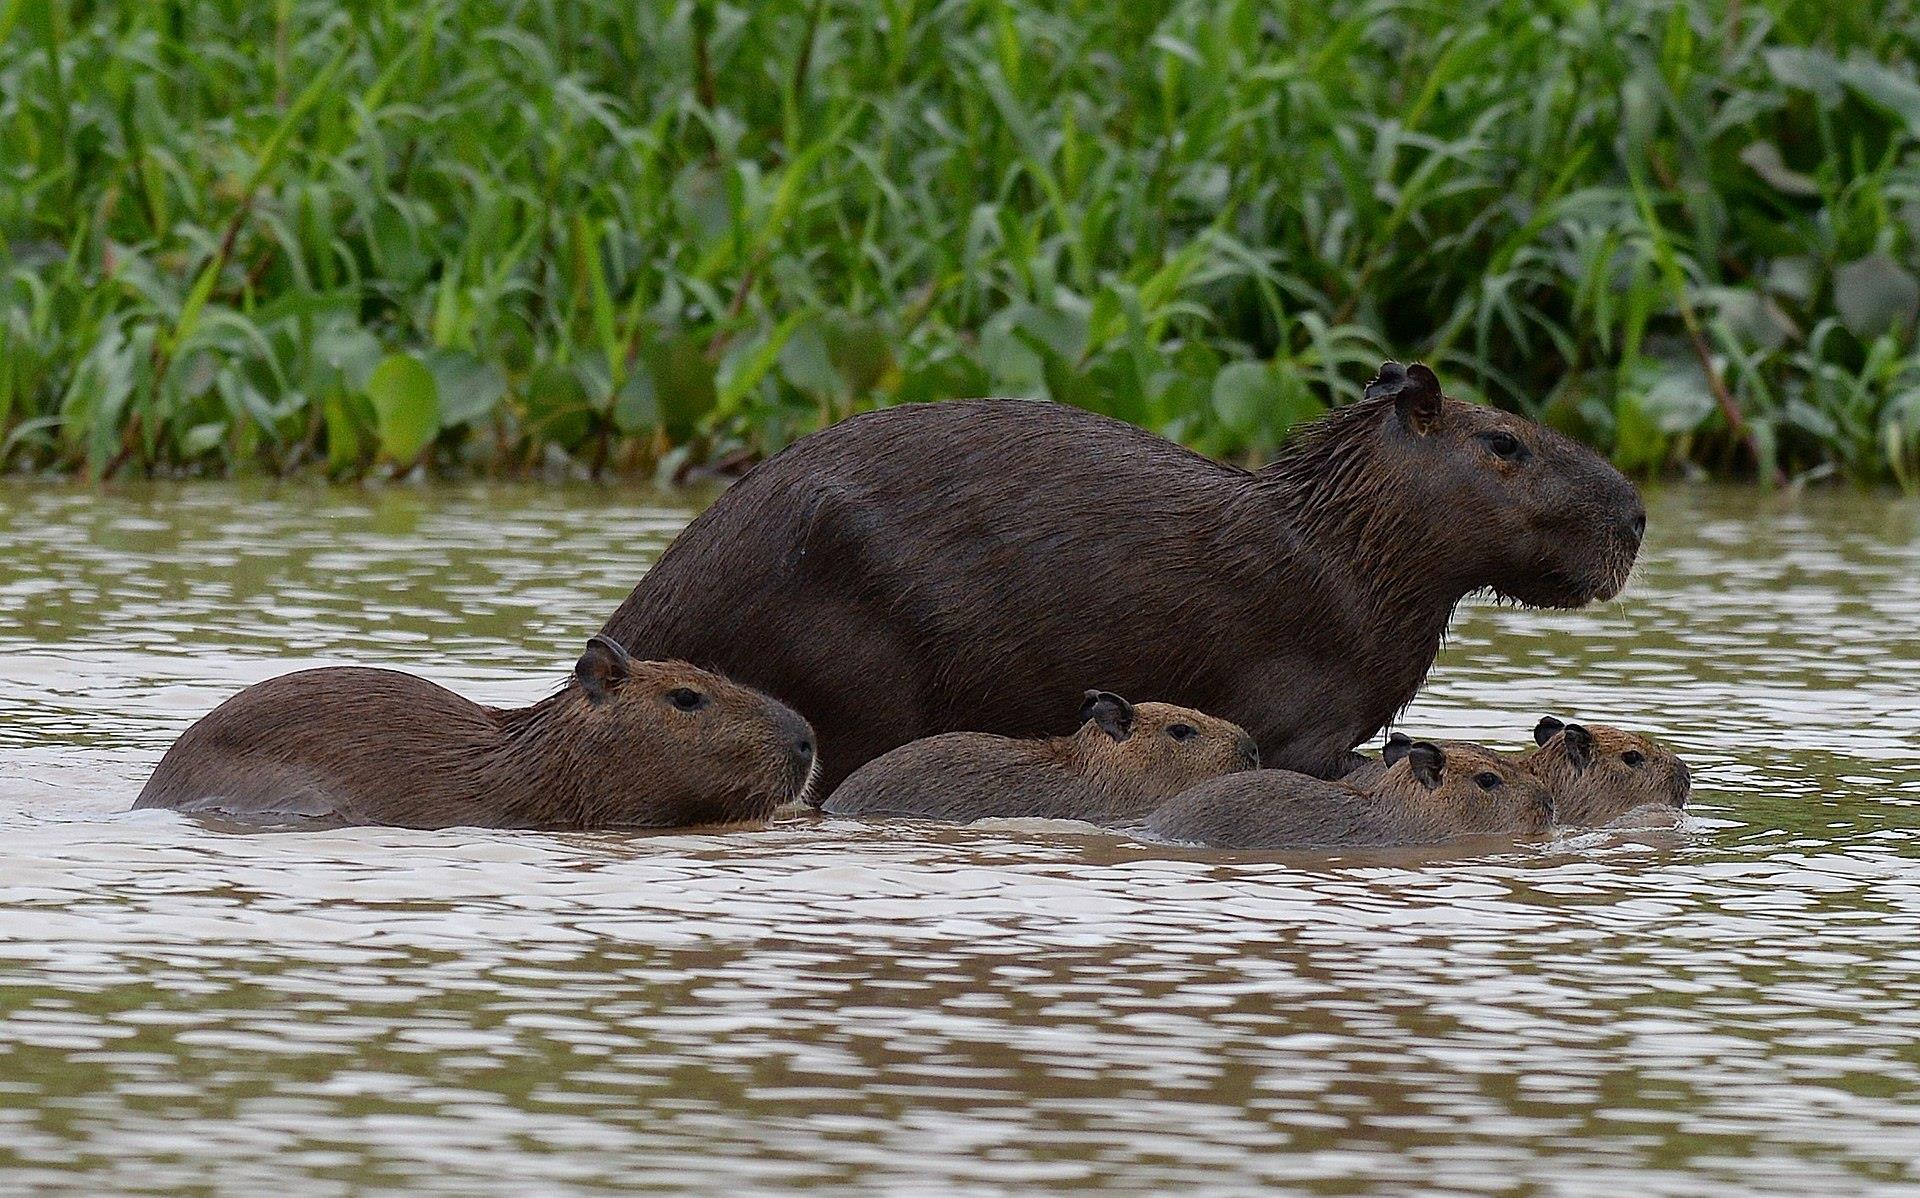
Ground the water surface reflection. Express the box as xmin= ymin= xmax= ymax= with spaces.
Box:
xmin=1 ymin=481 xmax=1917 ymax=1195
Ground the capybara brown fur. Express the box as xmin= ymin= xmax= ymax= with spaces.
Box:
xmin=134 ymin=637 xmax=817 ymax=829
xmin=822 ymin=690 xmax=1259 ymax=823
xmin=1525 ymin=716 xmax=1690 ymax=825
xmin=1146 ymin=740 xmax=1554 ymax=849
xmin=1343 ymin=719 xmax=1691 ymax=826
xmin=600 ymin=361 xmax=1645 ymax=794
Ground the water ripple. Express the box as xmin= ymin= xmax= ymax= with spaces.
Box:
xmin=1 ymin=480 xmax=1918 ymax=1195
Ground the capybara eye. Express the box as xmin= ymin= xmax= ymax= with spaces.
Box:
xmin=1475 ymin=771 xmax=1502 ymax=790
xmin=1621 ymin=750 xmax=1645 ymax=767
xmin=1484 ymin=431 xmax=1523 ymax=460
xmin=1166 ymin=723 xmax=1198 ymax=742
xmin=666 ymin=687 xmax=708 ymax=713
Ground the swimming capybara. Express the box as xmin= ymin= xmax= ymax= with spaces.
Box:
xmin=600 ymin=360 xmax=1645 ymax=794
xmin=1526 ymin=716 xmax=1691 ymax=825
xmin=822 ymin=690 xmax=1259 ymax=823
xmin=134 ymin=636 xmax=817 ymax=829
xmin=1145 ymin=739 xmax=1555 ymax=849
xmin=1344 ymin=719 xmax=1691 ymax=826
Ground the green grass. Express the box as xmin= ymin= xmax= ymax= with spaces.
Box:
xmin=4 ymin=0 xmax=1920 ymax=485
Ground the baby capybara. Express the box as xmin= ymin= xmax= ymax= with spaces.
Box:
xmin=1146 ymin=740 xmax=1554 ymax=849
xmin=135 ymin=636 xmax=817 ymax=829
xmin=822 ymin=690 xmax=1259 ymax=823
xmin=1344 ymin=718 xmax=1691 ymax=826
xmin=602 ymin=360 xmax=1645 ymax=792
xmin=1525 ymin=716 xmax=1691 ymax=825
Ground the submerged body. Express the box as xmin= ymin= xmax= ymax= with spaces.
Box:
xmin=823 ymin=691 xmax=1258 ymax=823
xmin=1343 ymin=718 xmax=1691 ymax=826
xmin=135 ymin=638 xmax=816 ymax=829
xmin=602 ymin=363 xmax=1644 ymax=793
xmin=1146 ymin=741 xmax=1554 ymax=849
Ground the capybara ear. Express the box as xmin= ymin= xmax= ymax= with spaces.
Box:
xmin=1561 ymin=723 xmax=1595 ymax=771
xmin=1533 ymin=716 xmax=1565 ymax=746
xmin=1079 ymin=690 xmax=1135 ymax=742
xmin=1370 ymin=360 xmax=1442 ymax=436
xmin=1382 ymin=731 xmax=1414 ymax=765
xmin=575 ymin=635 xmax=633 ymax=706
xmin=1407 ymin=741 xmax=1446 ymax=788
xmin=1365 ymin=360 xmax=1407 ymax=402
xmin=1397 ymin=363 xmax=1444 ymax=436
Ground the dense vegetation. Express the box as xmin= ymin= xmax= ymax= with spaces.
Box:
xmin=4 ymin=0 xmax=1920 ymax=485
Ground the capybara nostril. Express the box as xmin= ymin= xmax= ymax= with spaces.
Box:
xmin=790 ymin=735 xmax=816 ymax=780
xmin=1625 ymin=507 xmax=1648 ymax=544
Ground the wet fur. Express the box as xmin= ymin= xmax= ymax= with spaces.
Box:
xmin=1343 ymin=722 xmax=1690 ymax=826
xmin=823 ymin=700 xmax=1258 ymax=823
xmin=1147 ymin=744 xmax=1554 ymax=849
xmin=601 ymin=366 xmax=1644 ymax=793
xmin=135 ymin=657 xmax=815 ymax=829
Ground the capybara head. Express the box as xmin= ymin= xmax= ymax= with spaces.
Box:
xmin=1074 ymin=689 xmax=1259 ymax=800
xmin=572 ymin=636 xmax=817 ymax=824
xmin=1379 ymin=735 xmax=1555 ymax=836
xmin=1527 ymin=716 xmax=1690 ymax=826
xmin=1358 ymin=361 xmax=1644 ymax=607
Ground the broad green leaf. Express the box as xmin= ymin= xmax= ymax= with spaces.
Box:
xmin=613 ymin=370 xmax=659 ymax=435
xmin=1835 ymin=254 xmax=1920 ymax=339
xmin=779 ymin=320 xmax=840 ymax=399
xmin=364 ymin=353 xmax=440 ymax=463
xmin=1211 ymin=361 xmax=1273 ymax=436
xmin=426 ymin=350 xmax=507 ymax=429
xmin=1839 ymin=56 xmax=1920 ymax=137
xmin=521 ymin=361 xmax=594 ymax=450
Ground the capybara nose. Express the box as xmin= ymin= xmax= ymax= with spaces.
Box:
xmin=1237 ymin=735 xmax=1260 ymax=768
xmin=1673 ymin=760 xmax=1691 ymax=805
xmin=776 ymin=710 xmax=816 ymax=790
xmin=1622 ymin=505 xmax=1647 ymax=545
xmin=787 ymin=722 xmax=816 ymax=772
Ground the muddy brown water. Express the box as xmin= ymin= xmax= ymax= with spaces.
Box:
xmin=1 ymin=481 xmax=1917 ymax=1196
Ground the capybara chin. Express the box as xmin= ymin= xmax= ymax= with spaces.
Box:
xmin=822 ymin=690 xmax=1259 ymax=824
xmin=1527 ymin=716 xmax=1690 ymax=826
xmin=1145 ymin=740 xmax=1554 ymax=850
xmin=600 ymin=359 xmax=1644 ymax=793
xmin=133 ymin=637 xmax=817 ymax=830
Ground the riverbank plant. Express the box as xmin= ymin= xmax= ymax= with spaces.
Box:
xmin=3 ymin=0 xmax=1919 ymax=485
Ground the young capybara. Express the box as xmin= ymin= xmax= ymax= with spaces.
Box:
xmin=599 ymin=361 xmax=1645 ymax=794
xmin=822 ymin=690 xmax=1259 ymax=823
xmin=134 ymin=636 xmax=817 ymax=829
xmin=1145 ymin=740 xmax=1555 ymax=850
xmin=1525 ymin=716 xmax=1691 ymax=825
xmin=1343 ymin=718 xmax=1691 ymax=826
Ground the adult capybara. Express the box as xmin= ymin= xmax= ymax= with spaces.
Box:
xmin=602 ymin=361 xmax=1645 ymax=794
xmin=1146 ymin=740 xmax=1554 ymax=849
xmin=1526 ymin=716 xmax=1691 ymax=825
xmin=134 ymin=636 xmax=817 ymax=829
xmin=822 ymin=690 xmax=1258 ymax=823
xmin=1344 ymin=719 xmax=1691 ymax=826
